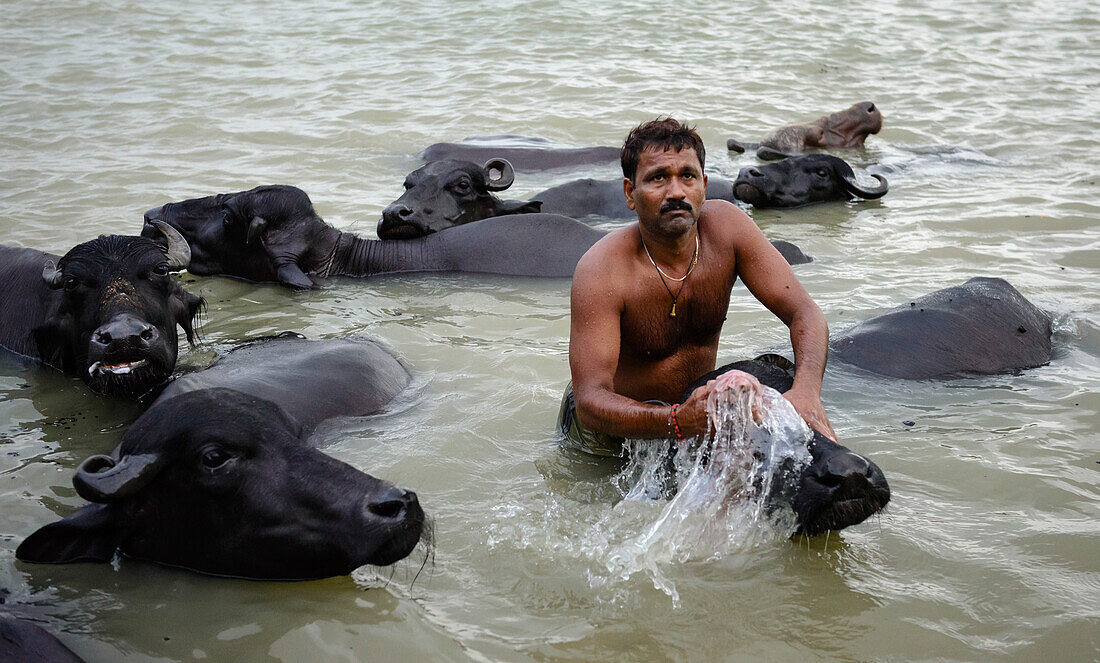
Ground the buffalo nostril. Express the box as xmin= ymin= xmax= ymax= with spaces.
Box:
xmin=397 ymin=206 xmax=413 ymax=218
xmin=140 ymin=328 xmax=155 ymax=342
xmin=94 ymin=331 xmax=112 ymax=345
xmin=368 ymin=499 xmax=406 ymax=520
xmin=867 ymin=103 xmax=876 ymax=112
xmin=748 ymin=168 xmax=763 ymax=177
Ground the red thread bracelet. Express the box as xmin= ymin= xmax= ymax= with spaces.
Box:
xmin=670 ymin=404 xmax=683 ymax=439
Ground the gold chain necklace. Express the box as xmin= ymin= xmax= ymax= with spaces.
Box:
xmin=641 ymin=232 xmax=700 ymax=317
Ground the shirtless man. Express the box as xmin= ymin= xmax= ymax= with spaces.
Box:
xmin=558 ymin=117 xmax=836 ymax=456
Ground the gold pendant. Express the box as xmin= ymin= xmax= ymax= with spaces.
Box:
xmin=670 ymin=303 xmax=676 ymax=317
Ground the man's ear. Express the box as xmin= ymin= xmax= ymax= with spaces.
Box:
xmin=623 ymin=177 xmax=637 ymax=211
xmin=16 ymin=503 xmax=126 ymax=564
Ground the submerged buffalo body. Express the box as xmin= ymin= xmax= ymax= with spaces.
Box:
xmin=143 ymin=185 xmax=604 ymax=288
xmin=732 ymin=155 xmax=889 ymax=208
xmin=0 ymin=227 xmax=200 ymax=397
xmin=728 ymin=102 xmax=884 ymax=160
xmin=378 ymin=159 xmax=541 ymax=239
xmin=419 ymin=135 xmax=619 ymax=172
xmin=830 ymin=277 xmax=1052 ymax=379
xmin=17 ymin=335 xmax=425 ymax=579
xmin=0 ymin=614 xmax=84 ymax=663
xmin=684 ymin=355 xmax=891 ymax=535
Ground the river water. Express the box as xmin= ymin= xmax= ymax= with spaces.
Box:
xmin=1 ymin=0 xmax=1097 ymax=660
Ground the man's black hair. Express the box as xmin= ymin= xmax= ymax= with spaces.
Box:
xmin=620 ymin=117 xmax=706 ymax=182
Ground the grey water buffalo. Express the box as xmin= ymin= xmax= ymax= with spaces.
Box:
xmin=0 ymin=614 xmax=84 ymax=663
xmin=830 ymin=277 xmax=1052 ymax=379
xmin=0 ymin=225 xmax=201 ymax=398
xmin=144 ymin=185 xmax=811 ymax=289
xmin=143 ymin=185 xmax=603 ymax=288
xmin=17 ymin=335 xmax=426 ymax=579
xmin=732 ymin=155 xmax=888 ymax=208
xmin=728 ymin=102 xmax=884 ymax=160
xmin=378 ymin=158 xmax=542 ymax=239
xmin=683 ymin=354 xmax=890 ymax=535
xmin=419 ymin=135 xmax=619 ymax=172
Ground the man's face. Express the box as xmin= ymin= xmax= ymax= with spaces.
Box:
xmin=624 ymin=146 xmax=708 ymax=237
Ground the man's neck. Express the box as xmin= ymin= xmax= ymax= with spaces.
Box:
xmin=637 ymin=222 xmax=699 ymax=269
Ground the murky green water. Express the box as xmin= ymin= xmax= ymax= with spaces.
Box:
xmin=1 ymin=0 xmax=1097 ymax=660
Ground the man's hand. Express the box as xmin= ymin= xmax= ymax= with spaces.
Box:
xmin=782 ymin=385 xmax=837 ymax=441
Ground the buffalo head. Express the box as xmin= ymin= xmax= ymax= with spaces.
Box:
xmin=35 ymin=225 xmax=200 ymax=398
xmin=378 ymin=159 xmax=542 ymax=239
xmin=142 ymin=185 xmax=337 ymax=290
xmin=817 ymin=101 xmax=883 ymax=148
xmin=17 ymin=388 xmax=426 ymax=579
xmin=733 ymin=155 xmax=888 ymax=208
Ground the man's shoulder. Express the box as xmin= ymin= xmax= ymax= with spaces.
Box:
xmin=575 ymin=225 xmax=636 ymax=272
xmin=699 ymin=199 xmax=756 ymax=242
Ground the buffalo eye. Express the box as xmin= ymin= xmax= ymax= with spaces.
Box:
xmin=452 ymin=179 xmax=471 ymax=193
xmin=815 ymin=168 xmax=830 ymax=178
xmin=152 ymin=263 xmax=169 ymax=277
xmin=200 ymin=448 xmax=232 ymax=469
xmin=63 ymin=276 xmax=78 ymax=291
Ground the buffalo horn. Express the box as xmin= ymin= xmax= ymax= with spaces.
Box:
xmin=74 ymin=453 xmax=166 ymax=503
xmin=843 ymin=173 xmax=889 ymax=199
xmin=148 ymin=219 xmax=192 ymax=271
xmin=41 ymin=259 xmax=64 ymax=289
xmin=483 ymin=158 xmax=516 ymax=191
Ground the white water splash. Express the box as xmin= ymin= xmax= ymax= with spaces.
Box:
xmin=599 ymin=371 xmax=814 ymax=602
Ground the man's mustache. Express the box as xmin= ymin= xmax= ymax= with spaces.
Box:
xmin=660 ymin=199 xmax=693 ymax=214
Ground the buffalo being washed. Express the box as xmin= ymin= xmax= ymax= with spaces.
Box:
xmin=0 ymin=223 xmax=200 ymax=397
xmin=17 ymin=335 xmax=426 ymax=579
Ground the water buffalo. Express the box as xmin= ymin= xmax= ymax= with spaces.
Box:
xmin=0 ymin=614 xmax=84 ymax=663
xmin=533 ymin=155 xmax=887 ymax=215
xmin=16 ymin=335 xmax=426 ymax=579
xmin=684 ymin=354 xmax=891 ymax=535
xmin=830 ymin=277 xmax=1052 ymax=379
xmin=732 ymin=155 xmax=889 ymax=209
xmin=142 ymin=185 xmax=603 ymax=288
xmin=727 ymin=102 xmax=884 ymax=160
xmin=144 ymin=185 xmax=811 ymax=289
xmin=419 ymin=135 xmax=619 ymax=172
xmin=0 ymin=224 xmax=201 ymax=398
xmin=378 ymin=158 xmax=542 ymax=239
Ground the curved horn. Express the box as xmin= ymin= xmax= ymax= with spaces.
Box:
xmin=483 ymin=158 xmax=516 ymax=192
xmin=74 ymin=453 xmax=166 ymax=503
xmin=148 ymin=219 xmax=191 ymax=271
xmin=843 ymin=173 xmax=889 ymax=199
xmin=42 ymin=259 xmax=64 ymax=289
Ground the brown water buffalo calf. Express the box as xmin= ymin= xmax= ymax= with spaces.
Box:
xmin=0 ymin=223 xmax=200 ymax=398
xmin=728 ymin=102 xmax=884 ymax=160
xmin=378 ymin=158 xmax=541 ymax=239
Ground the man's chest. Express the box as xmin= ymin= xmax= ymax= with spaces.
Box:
xmin=620 ymin=277 xmax=735 ymax=360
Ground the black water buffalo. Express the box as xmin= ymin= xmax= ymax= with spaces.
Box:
xmin=378 ymin=158 xmax=542 ymax=239
xmin=732 ymin=155 xmax=889 ymax=209
xmin=17 ymin=335 xmax=426 ymax=579
xmin=419 ymin=135 xmax=619 ymax=172
xmin=830 ymin=277 xmax=1052 ymax=379
xmin=533 ymin=155 xmax=887 ymax=215
xmin=0 ymin=224 xmax=201 ymax=398
xmin=728 ymin=102 xmax=884 ymax=160
xmin=684 ymin=354 xmax=890 ymax=535
xmin=144 ymin=185 xmax=812 ymax=289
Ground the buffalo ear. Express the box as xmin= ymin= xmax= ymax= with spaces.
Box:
xmin=498 ymin=199 xmax=542 ymax=215
xmin=276 ymin=263 xmax=314 ymax=290
xmin=16 ymin=503 xmax=125 ymax=564
xmin=171 ymin=288 xmax=204 ymax=344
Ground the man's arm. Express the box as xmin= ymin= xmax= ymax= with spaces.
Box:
xmin=720 ymin=203 xmax=838 ymax=440
xmin=568 ymin=241 xmax=681 ymax=438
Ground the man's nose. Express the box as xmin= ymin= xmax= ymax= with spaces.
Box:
xmin=666 ymin=177 xmax=687 ymax=199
